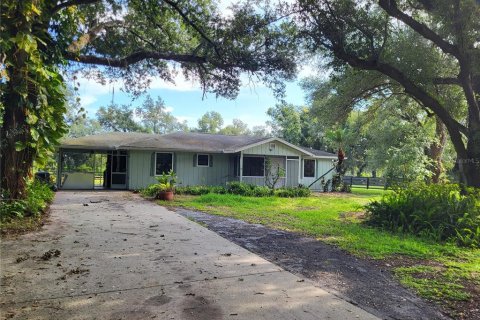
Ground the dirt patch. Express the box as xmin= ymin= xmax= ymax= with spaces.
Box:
xmin=375 ymin=256 xmax=479 ymax=320
xmin=40 ymin=249 xmax=61 ymax=261
xmin=175 ymin=208 xmax=451 ymax=320
xmin=0 ymin=207 xmax=51 ymax=238
xmin=182 ymin=295 xmax=222 ymax=320
xmin=339 ymin=211 xmax=366 ymax=220
xmin=144 ymin=294 xmax=172 ymax=306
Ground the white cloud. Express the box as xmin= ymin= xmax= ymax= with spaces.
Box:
xmin=164 ymin=106 xmax=174 ymax=113
xmin=79 ymin=94 xmax=97 ymax=107
xmin=176 ymin=115 xmax=196 ymax=126
xmin=149 ymin=74 xmax=199 ymax=92
xmin=76 ymin=76 xmax=115 ymax=96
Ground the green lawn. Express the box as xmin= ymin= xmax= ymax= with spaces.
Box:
xmin=163 ymin=188 xmax=479 ymax=311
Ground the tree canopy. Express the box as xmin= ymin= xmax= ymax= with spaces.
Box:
xmin=0 ymin=0 xmax=299 ymax=198
xmin=294 ymin=0 xmax=480 ymax=187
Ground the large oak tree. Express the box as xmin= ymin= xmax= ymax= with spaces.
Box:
xmin=295 ymin=0 xmax=480 ymax=187
xmin=0 ymin=0 xmax=298 ymax=198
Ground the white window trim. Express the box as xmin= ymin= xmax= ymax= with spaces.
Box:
xmin=155 ymin=152 xmax=174 ymax=176
xmin=242 ymin=155 xmax=266 ymax=178
xmin=303 ymin=159 xmax=316 ymax=178
xmin=196 ymin=154 xmax=210 ymax=167
xmin=269 ymin=142 xmax=276 ymax=151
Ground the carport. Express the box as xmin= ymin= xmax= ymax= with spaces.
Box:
xmin=57 ymin=149 xmax=128 ymax=190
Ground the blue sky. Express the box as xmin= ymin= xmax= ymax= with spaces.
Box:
xmin=77 ymin=72 xmax=311 ymax=129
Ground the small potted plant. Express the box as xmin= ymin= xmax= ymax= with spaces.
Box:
xmin=155 ymin=170 xmax=177 ymax=201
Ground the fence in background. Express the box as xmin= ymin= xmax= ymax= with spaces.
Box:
xmin=342 ymin=176 xmax=404 ymax=189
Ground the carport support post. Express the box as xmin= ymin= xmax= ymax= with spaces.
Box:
xmin=239 ymin=151 xmax=243 ymax=182
xmin=57 ymin=149 xmax=62 ymax=189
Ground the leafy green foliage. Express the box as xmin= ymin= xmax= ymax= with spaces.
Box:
xmin=141 ymin=184 xmax=166 ymax=198
xmin=365 ymin=183 xmax=480 ymax=247
xmin=267 ymin=103 xmax=325 ymax=149
xmin=196 ymin=111 xmax=224 ymax=133
xmin=155 ymin=170 xmax=177 ymax=191
xmin=219 ymin=119 xmax=251 ymax=136
xmin=136 ymin=95 xmax=188 ymax=134
xmin=96 ymin=104 xmax=144 ymax=132
xmin=295 ymin=0 xmax=480 ymax=187
xmin=274 ymin=186 xmax=311 ymax=197
xmin=0 ymin=181 xmax=54 ymax=223
xmin=163 ymin=182 xmax=311 ymax=198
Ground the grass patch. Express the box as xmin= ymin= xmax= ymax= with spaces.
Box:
xmin=163 ymin=189 xmax=479 ymax=308
xmin=395 ymin=265 xmax=471 ymax=301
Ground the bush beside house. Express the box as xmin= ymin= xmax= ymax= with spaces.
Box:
xmin=142 ymin=181 xmax=311 ymax=198
xmin=365 ymin=183 xmax=480 ymax=247
xmin=1 ymin=181 xmax=55 ymax=232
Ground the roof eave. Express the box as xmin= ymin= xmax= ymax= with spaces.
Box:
xmin=229 ymin=137 xmax=315 ymax=157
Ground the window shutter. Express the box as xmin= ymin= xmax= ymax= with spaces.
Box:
xmin=209 ymin=155 xmax=213 ymax=167
xmin=193 ymin=154 xmax=197 ymax=167
xmin=150 ymin=152 xmax=155 ymax=176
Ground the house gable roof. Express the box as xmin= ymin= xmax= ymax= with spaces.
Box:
xmin=60 ymin=132 xmax=337 ymax=158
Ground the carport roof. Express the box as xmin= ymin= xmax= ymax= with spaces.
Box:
xmin=60 ymin=132 xmax=337 ymax=158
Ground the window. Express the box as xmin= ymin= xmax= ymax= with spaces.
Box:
xmin=303 ymin=159 xmax=315 ymax=178
xmin=156 ymin=153 xmax=173 ymax=175
xmin=269 ymin=143 xmax=276 ymax=151
xmin=197 ymin=154 xmax=209 ymax=167
xmin=242 ymin=156 xmax=264 ymax=177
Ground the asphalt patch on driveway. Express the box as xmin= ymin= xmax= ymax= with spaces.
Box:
xmin=175 ymin=208 xmax=450 ymax=320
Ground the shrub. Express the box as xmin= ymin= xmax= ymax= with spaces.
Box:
xmin=141 ymin=184 xmax=164 ymax=197
xmin=151 ymin=182 xmax=310 ymax=198
xmin=365 ymin=183 xmax=480 ymax=247
xmin=175 ymin=185 xmax=215 ymax=195
xmin=225 ymin=182 xmax=274 ymax=197
xmin=275 ymin=186 xmax=311 ymax=198
xmin=0 ymin=181 xmax=54 ymax=222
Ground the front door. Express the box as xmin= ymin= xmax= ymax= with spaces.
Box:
xmin=286 ymin=159 xmax=299 ymax=187
xmin=111 ymin=151 xmax=128 ymax=189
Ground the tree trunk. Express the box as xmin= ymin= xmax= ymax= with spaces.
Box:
xmin=0 ymin=52 xmax=35 ymax=200
xmin=1 ymin=90 xmax=35 ymax=200
xmin=426 ymin=116 xmax=447 ymax=183
xmin=463 ymin=118 xmax=480 ymax=188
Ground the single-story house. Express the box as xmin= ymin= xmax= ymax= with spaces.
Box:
xmin=57 ymin=132 xmax=337 ymax=191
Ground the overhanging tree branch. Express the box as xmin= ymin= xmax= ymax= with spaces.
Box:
xmin=64 ymin=51 xmax=208 ymax=67
xmin=378 ymin=0 xmax=459 ymax=58
xmin=162 ymin=0 xmax=221 ymax=57
xmin=330 ymin=45 xmax=468 ymax=157
xmin=433 ymin=77 xmax=461 ymax=85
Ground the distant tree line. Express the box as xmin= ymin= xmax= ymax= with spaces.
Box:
xmin=66 ymin=95 xmax=270 ymax=138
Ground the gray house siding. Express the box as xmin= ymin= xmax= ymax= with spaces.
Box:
xmin=128 ymin=150 xmax=231 ymax=190
xmin=241 ymin=142 xmax=300 ymax=157
xmin=129 ymin=141 xmax=334 ymax=191
xmin=128 ymin=150 xmax=157 ymax=190
xmin=299 ymin=158 xmax=335 ymax=191
xmin=175 ymin=152 xmax=230 ymax=187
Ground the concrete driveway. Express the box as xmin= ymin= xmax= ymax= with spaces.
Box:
xmin=0 ymin=191 xmax=378 ymax=320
